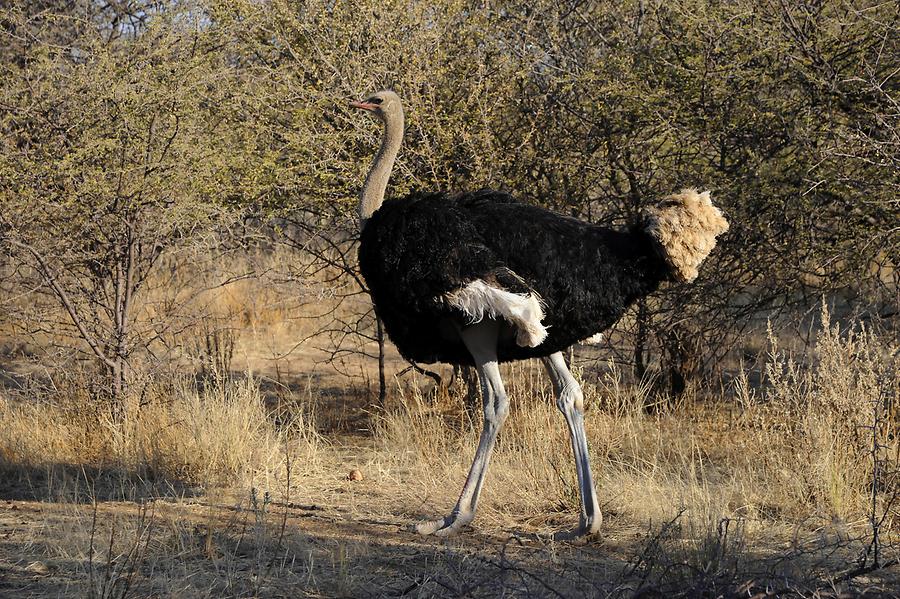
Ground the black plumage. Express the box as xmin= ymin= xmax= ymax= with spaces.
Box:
xmin=359 ymin=189 xmax=671 ymax=366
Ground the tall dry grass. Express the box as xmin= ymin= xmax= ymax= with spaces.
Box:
xmin=0 ymin=375 xmax=320 ymax=495
xmin=373 ymin=306 xmax=898 ymax=539
xmin=739 ymin=304 xmax=899 ymax=520
xmin=0 ymin=305 xmax=896 ymax=596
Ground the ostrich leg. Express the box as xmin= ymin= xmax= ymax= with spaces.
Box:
xmin=542 ymin=352 xmax=602 ymax=537
xmin=416 ymin=320 xmax=508 ymax=536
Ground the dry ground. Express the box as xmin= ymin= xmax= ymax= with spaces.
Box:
xmin=2 ymin=441 xmax=898 ymax=599
xmin=1 ymin=289 xmax=898 ymax=597
xmin=3 ymin=384 xmax=899 ymax=597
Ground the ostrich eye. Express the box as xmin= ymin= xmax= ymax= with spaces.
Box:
xmin=368 ymin=97 xmax=383 ymax=105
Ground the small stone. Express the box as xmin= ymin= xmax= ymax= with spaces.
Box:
xmin=348 ymin=469 xmax=363 ymax=482
xmin=25 ymin=561 xmax=50 ymax=575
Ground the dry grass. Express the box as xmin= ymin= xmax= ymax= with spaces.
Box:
xmin=371 ymin=305 xmax=899 ymax=577
xmin=0 ymin=374 xmax=330 ymax=596
xmin=1 ymin=297 xmax=898 ymax=596
xmin=742 ymin=306 xmax=899 ymax=520
xmin=0 ymin=376 xmax=320 ymax=494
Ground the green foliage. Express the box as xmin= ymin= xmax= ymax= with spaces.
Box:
xmin=0 ymin=2 xmax=272 ymax=399
xmin=0 ymin=0 xmax=896 ymax=392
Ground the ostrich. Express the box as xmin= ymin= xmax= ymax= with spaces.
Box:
xmin=350 ymin=90 xmax=729 ymax=537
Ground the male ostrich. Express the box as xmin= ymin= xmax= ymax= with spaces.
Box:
xmin=350 ymin=90 xmax=728 ymax=537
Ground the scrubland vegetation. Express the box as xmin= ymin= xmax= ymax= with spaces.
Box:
xmin=1 ymin=298 xmax=897 ymax=596
xmin=0 ymin=0 xmax=898 ymax=597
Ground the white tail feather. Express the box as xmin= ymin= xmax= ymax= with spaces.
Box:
xmin=445 ymin=280 xmax=548 ymax=347
xmin=581 ymin=332 xmax=603 ymax=345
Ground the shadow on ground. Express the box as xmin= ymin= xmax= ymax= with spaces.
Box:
xmin=0 ymin=463 xmax=202 ymax=504
xmin=2 ymin=489 xmax=898 ymax=599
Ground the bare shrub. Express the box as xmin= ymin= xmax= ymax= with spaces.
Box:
xmin=746 ymin=304 xmax=899 ymax=519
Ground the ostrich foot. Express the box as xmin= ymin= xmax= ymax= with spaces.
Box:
xmin=551 ymin=513 xmax=603 ymax=541
xmin=414 ymin=511 xmax=474 ymax=536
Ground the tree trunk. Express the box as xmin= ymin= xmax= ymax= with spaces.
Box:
xmin=661 ymin=324 xmax=703 ymax=397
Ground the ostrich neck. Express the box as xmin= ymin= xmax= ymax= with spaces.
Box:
xmin=359 ymin=110 xmax=404 ymax=229
xmin=629 ymin=229 xmax=672 ymax=298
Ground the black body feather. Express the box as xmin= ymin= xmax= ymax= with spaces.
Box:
xmin=359 ymin=190 xmax=670 ymax=366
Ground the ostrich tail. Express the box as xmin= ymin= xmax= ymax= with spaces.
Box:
xmin=445 ymin=280 xmax=549 ymax=348
xmin=643 ymin=189 xmax=729 ymax=283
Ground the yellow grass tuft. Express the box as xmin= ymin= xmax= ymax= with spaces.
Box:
xmin=0 ymin=376 xmax=319 ymax=491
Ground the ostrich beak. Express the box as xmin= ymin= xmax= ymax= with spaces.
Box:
xmin=349 ymin=100 xmax=377 ymax=111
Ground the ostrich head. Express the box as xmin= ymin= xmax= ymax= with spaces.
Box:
xmin=349 ymin=90 xmax=403 ymax=122
xmin=643 ymin=189 xmax=729 ymax=283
